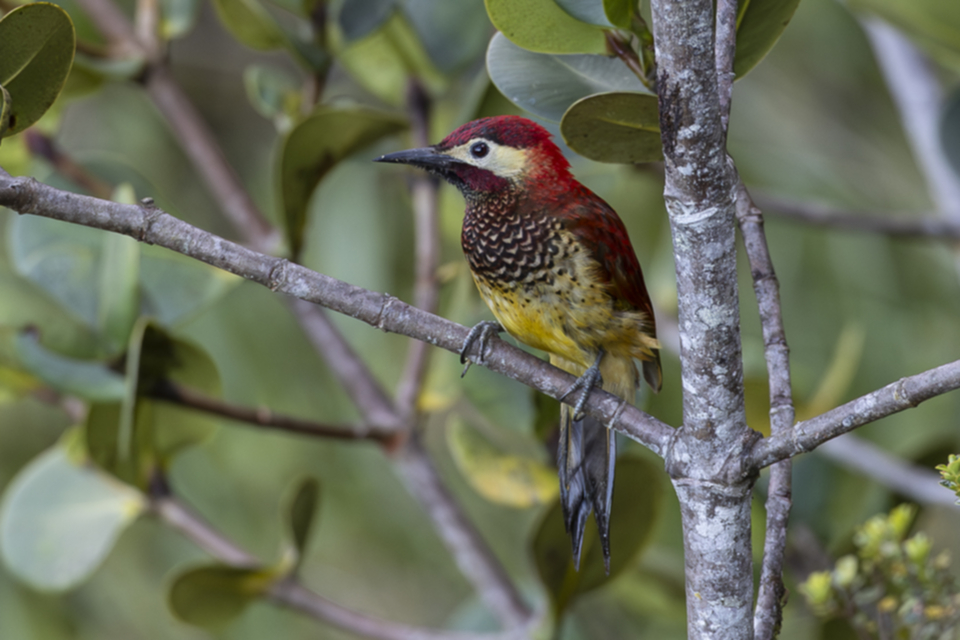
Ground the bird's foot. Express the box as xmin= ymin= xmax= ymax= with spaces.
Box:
xmin=560 ymin=350 xmax=605 ymax=421
xmin=460 ymin=321 xmax=503 ymax=378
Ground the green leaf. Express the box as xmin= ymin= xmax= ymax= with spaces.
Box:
xmin=284 ymin=477 xmax=320 ymax=563
xmin=98 ymin=232 xmax=140 ymax=355
xmin=211 ymin=0 xmax=287 ymax=50
xmin=334 ymin=11 xmax=447 ymax=106
xmin=140 ymin=244 xmax=241 ymax=327
xmin=532 ymin=455 xmax=662 ymax=617
xmin=60 ymin=54 xmax=147 ymax=101
xmin=560 ymin=91 xmax=662 ymax=163
xmin=337 ymin=0 xmax=396 ymax=41
xmin=168 ymin=565 xmax=277 ymax=628
xmin=161 ymin=0 xmax=201 ymax=39
xmin=402 ymin=0 xmax=491 ymax=73
xmin=8 ymin=214 xmax=121 ymax=348
xmin=85 ymin=321 xmax=221 ymax=487
xmin=603 ymin=0 xmax=633 ymax=29
xmin=277 ymin=106 xmax=406 ymax=258
xmin=734 ymin=0 xmax=802 ymax=78
xmin=555 ymin=0 xmax=613 ymax=28
xmin=486 ymin=31 xmax=646 ymax=122
xmin=941 ymin=87 xmax=960 ymax=182
xmin=0 ymin=3 xmax=76 ymax=136
xmin=447 ymin=417 xmax=558 ymax=508
xmin=243 ymin=64 xmax=301 ymax=132
xmin=485 ymin=0 xmax=608 ymax=54
xmin=13 ymin=331 xmax=127 ymax=402
xmin=0 ymin=85 xmax=10 ymax=140
xmin=847 ymin=0 xmax=960 ymax=70
xmin=0 ymin=439 xmax=146 ymax=591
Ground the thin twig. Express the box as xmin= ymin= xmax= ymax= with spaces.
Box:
xmin=817 ymin=434 xmax=958 ymax=507
xmin=154 ymin=494 xmax=531 ymax=640
xmin=395 ymin=80 xmax=441 ymax=419
xmin=756 ymin=193 xmax=960 ymax=241
xmin=147 ymin=378 xmax=394 ymax=442
xmin=750 ymin=358 xmax=960 ymax=469
xmin=144 ymin=67 xmax=277 ymax=249
xmin=0 ymin=170 xmax=676 ymax=455
xmin=23 ymin=130 xmax=115 ymax=200
xmin=605 ymin=32 xmax=647 ymax=85
xmin=735 ymin=183 xmax=796 ymax=639
xmin=75 ymin=0 xmax=278 ymax=251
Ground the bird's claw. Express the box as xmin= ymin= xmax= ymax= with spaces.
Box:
xmin=460 ymin=321 xmax=504 ymax=377
xmin=560 ymin=350 xmax=604 ymax=421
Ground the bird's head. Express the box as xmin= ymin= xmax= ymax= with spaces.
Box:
xmin=375 ymin=116 xmax=573 ymax=200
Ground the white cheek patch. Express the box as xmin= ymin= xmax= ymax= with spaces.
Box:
xmin=447 ymin=142 xmax=529 ymax=180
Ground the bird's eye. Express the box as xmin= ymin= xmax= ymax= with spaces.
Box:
xmin=470 ymin=142 xmax=489 ymax=158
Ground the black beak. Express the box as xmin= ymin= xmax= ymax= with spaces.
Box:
xmin=373 ymin=147 xmax=457 ymax=171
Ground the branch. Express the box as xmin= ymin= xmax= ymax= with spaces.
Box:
xmin=289 ymin=299 xmax=406 ymax=431
xmin=861 ymin=18 xmax=960 ymax=222
xmin=735 ymin=184 xmax=796 ymax=640
xmin=0 ymin=170 xmax=674 ymax=455
xmin=817 ymin=434 xmax=958 ymax=507
xmin=395 ymin=437 xmax=530 ymax=627
xmin=153 ymin=494 xmax=531 ymax=640
xmin=756 ymin=193 xmax=960 ymax=241
xmin=750 ymin=359 xmax=960 ymax=469
xmin=147 ymin=379 xmax=395 ymax=443
xmin=75 ymin=0 xmax=278 ymax=250
xmin=395 ymin=81 xmax=441 ymax=419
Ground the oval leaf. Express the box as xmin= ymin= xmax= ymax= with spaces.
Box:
xmin=243 ymin=65 xmax=301 ymax=132
xmin=161 ymin=0 xmax=201 ymax=39
xmin=337 ymin=0 xmax=396 ymax=41
xmin=486 ymin=31 xmax=647 ymax=122
xmin=555 ymin=0 xmax=614 ymax=28
xmin=284 ymin=477 xmax=320 ymax=562
xmin=140 ymin=243 xmax=241 ymax=327
xmin=278 ymin=107 xmax=406 ymax=258
xmin=402 ymin=0 xmax=492 ymax=73
xmin=13 ymin=331 xmax=127 ymax=402
xmin=0 ymin=442 xmax=145 ymax=591
xmin=560 ymin=91 xmax=662 ymax=163
xmin=447 ymin=418 xmax=558 ymax=508
xmin=532 ymin=455 xmax=662 ymax=617
xmin=211 ymin=0 xmax=287 ymax=50
xmin=485 ymin=0 xmax=608 ymax=54
xmin=169 ymin=565 xmax=277 ymax=628
xmin=0 ymin=3 xmax=76 ymax=136
xmin=0 ymin=85 xmax=10 ymax=139
xmin=85 ymin=321 xmax=221 ymax=486
xmin=335 ymin=12 xmax=446 ymax=107
xmin=734 ymin=0 xmax=802 ymax=78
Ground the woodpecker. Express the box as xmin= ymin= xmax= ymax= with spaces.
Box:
xmin=376 ymin=116 xmax=661 ymax=571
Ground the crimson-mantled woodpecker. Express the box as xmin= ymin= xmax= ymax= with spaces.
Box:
xmin=376 ymin=116 xmax=662 ymax=570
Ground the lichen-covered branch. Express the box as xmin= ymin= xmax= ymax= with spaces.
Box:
xmin=650 ymin=0 xmax=754 ymax=636
xmin=751 ymin=359 xmax=960 ymax=469
xmin=736 ymin=184 xmax=795 ymax=640
xmin=0 ymin=171 xmax=675 ymax=452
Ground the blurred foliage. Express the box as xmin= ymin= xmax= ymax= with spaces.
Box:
xmin=938 ymin=455 xmax=960 ymax=505
xmin=800 ymin=505 xmax=960 ymax=639
xmin=0 ymin=0 xmax=957 ymax=638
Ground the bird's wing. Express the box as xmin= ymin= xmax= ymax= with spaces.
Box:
xmin=558 ymin=187 xmax=657 ymax=328
xmin=558 ymin=187 xmax=663 ymax=392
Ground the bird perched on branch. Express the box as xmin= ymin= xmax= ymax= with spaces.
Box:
xmin=376 ymin=116 xmax=661 ymax=571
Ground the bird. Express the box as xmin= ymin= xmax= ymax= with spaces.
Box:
xmin=375 ymin=115 xmax=661 ymax=571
